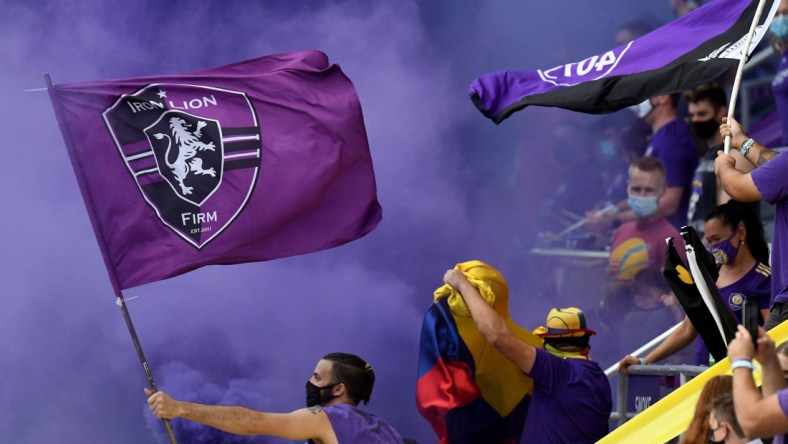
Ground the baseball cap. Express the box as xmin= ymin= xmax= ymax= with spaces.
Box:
xmin=533 ymin=307 xmax=596 ymax=338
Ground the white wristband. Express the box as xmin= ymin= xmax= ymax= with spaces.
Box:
xmin=740 ymin=138 xmax=755 ymax=157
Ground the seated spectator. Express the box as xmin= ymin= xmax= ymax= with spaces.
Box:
xmin=608 ymin=157 xmax=682 ymax=281
xmin=618 ymin=200 xmax=770 ymax=371
xmin=708 ymin=392 xmax=764 ymax=443
xmin=680 ymin=375 xmax=733 ymax=444
xmin=587 ymin=94 xmax=698 ymax=231
xmin=729 ymin=327 xmax=788 ymax=442
xmin=618 ymin=269 xmax=684 ymax=355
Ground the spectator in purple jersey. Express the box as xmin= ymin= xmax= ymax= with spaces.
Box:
xmin=618 ymin=200 xmax=771 ymax=371
xmin=444 ymin=268 xmax=611 ymax=444
xmin=587 ymin=94 xmax=698 ymax=231
xmin=146 ymin=352 xmax=404 ymax=444
xmin=728 ymin=326 xmax=788 ymax=440
xmin=718 ymin=116 xmax=787 ymax=330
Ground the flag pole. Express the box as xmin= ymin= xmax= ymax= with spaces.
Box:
xmin=115 ymin=295 xmax=178 ymax=444
xmin=725 ymin=0 xmax=769 ymax=153
xmin=45 ymin=73 xmax=177 ymax=444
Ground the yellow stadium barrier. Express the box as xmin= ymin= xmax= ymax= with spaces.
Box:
xmin=599 ymin=321 xmax=788 ymax=444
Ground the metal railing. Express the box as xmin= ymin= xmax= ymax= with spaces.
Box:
xmin=610 ymin=364 xmax=707 ymax=428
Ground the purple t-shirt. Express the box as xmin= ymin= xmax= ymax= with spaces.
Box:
xmin=323 ymin=404 xmax=403 ymax=444
xmin=644 ymin=119 xmax=699 ymax=229
xmin=772 ymin=55 xmax=788 ymax=146
xmin=775 ymin=389 xmax=788 ymax=444
xmin=752 ymin=151 xmax=788 ymax=305
xmin=519 ymin=348 xmax=612 ymax=443
xmin=694 ymin=262 xmax=772 ymax=365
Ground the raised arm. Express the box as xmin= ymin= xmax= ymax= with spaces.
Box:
xmin=714 ymin=151 xmax=763 ymax=203
xmin=728 ymin=326 xmax=788 ymax=437
xmin=443 ymin=269 xmax=536 ymax=374
xmin=754 ymin=328 xmax=786 ymax=398
xmin=145 ymin=389 xmax=333 ymax=440
xmin=720 ymin=116 xmax=780 ymax=167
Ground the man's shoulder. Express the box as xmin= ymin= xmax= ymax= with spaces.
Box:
xmin=653 ymin=119 xmax=695 ymax=151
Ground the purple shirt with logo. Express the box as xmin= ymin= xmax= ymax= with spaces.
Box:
xmin=644 ymin=119 xmax=699 ymax=229
xmin=519 ymin=348 xmax=612 ymax=443
xmin=772 ymin=55 xmax=788 ymax=145
xmin=694 ymin=262 xmax=772 ymax=365
xmin=323 ymin=404 xmax=403 ymax=444
xmin=752 ymin=151 xmax=788 ymax=305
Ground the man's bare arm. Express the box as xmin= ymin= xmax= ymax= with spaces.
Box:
xmin=720 ymin=116 xmax=779 ymax=167
xmin=146 ymin=389 xmax=332 ymax=440
xmin=714 ymin=151 xmax=763 ymax=202
xmin=444 ymin=270 xmax=536 ymax=373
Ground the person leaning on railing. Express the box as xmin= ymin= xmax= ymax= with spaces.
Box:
xmin=617 ymin=200 xmax=771 ymax=372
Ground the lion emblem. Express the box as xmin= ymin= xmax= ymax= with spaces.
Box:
xmin=153 ymin=116 xmax=217 ymax=196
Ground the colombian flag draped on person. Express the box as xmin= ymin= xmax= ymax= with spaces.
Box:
xmin=470 ymin=0 xmax=778 ymax=123
xmin=416 ymin=261 xmax=541 ymax=444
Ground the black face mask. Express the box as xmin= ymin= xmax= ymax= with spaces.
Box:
xmin=692 ymin=118 xmax=719 ymax=140
xmin=305 ymin=380 xmax=340 ymax=407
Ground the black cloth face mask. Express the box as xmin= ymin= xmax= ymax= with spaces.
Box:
xmin=305 ymin=380 xmax=340 ymax=407
xmin=692 ymin=118 xmax=719 ymax=140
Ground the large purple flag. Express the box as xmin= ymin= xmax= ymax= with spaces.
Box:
xmin=471 ymin=0 xmax=778 ymax=123
xmin=49 ymin=51 xmax=382 ymax=290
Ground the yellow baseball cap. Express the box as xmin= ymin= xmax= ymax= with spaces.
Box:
xmin=533 ymin=307 xmax=596 ymax=338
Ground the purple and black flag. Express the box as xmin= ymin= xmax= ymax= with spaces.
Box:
xmin=663 ymin=229 xmax=738 ymax=362
xmin=49 ymin=51 xmax=381 ymax=290
xmin=470 ymin=0 xmax=778 ymax=123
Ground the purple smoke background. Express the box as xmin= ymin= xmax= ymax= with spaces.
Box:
xmin=1 ymin=1 xmax=674 ymax=442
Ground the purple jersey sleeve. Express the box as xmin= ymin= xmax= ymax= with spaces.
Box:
xmin=751 ymin=151 xmax=788 ymax=205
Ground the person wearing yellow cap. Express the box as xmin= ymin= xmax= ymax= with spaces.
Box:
xmin=444 ymin=270 xmax=612 ymax=443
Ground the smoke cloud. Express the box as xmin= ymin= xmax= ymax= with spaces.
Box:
xmin=1 ymin=1 xmax=671 ymax=442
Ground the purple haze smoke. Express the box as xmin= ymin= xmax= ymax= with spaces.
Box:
xmin=1 ymin=1 xmax=671 ymax=442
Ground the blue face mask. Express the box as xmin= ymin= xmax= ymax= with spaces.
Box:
xmin=628 ymin=195 xmax=659 ymax=218
xmin=771 ymin=15 xmax=788 ymax=41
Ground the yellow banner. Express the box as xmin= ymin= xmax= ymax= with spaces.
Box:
xmin=599 ymin=321 xmax=788 ymax=444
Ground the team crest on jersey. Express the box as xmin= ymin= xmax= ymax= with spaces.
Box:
xmin=103 ymin=84 xmax=262 ymax=249
xmin=729 ymin=293 xmax=745 ymax=312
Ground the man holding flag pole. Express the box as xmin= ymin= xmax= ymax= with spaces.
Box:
xmin=47 ymin=50 xmax=383 ymax=442
xmin=717 ymin=116 xmax=788 ymax=330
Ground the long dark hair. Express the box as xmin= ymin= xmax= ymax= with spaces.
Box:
xmin=323 ymin=352 xmax=375 ymax=405
xmin=704 ymin=200 xmax=770 ymax=265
